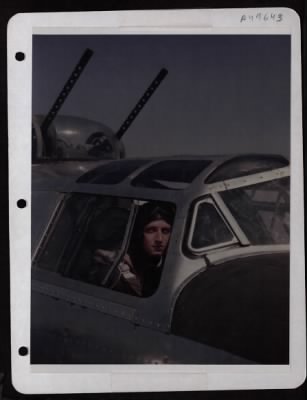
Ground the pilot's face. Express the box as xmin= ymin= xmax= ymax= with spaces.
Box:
xmin=143 ymin=219 xmax=171 ymax=257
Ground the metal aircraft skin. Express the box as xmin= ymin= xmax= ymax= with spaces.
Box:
xmin=31 ymin=48 xmax=289 ymax=365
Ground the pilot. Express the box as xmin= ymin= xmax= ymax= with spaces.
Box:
xmin=94 ymin=202 xmax=174 ymax=297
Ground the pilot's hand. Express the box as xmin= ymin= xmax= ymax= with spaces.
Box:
xmin=93 ymin=249 xmax=115 ymax=266
xmin=122 ymin=253 xmax=133 ymax=268
xmin=87 ymin=249 xmax=116 ymax=285
xmin=118 ymin=254 xmax=141 ymax=296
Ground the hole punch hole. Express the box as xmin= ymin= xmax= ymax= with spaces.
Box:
xmin=17 ymin=199 xmax=27 ymax=208
xmin=18 ymin=346 xmax=28 ymax=356
xmin=15 ymin=52 xmax=25 ymax=61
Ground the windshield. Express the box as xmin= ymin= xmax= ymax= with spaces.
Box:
xmin=33 ymin=194 xmax=175 ymax=297
xmin=220 ymin=177 xmax=289 ymax=245
xmin=132 ymin=160 xmax=211 ymax=190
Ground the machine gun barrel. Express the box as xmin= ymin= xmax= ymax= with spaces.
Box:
xmin=40 ymin=48 xmax=94 ymax=155
xmin=116 ymin=68 xmax=168 ymax=140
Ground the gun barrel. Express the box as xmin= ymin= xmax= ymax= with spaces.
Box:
xmin=116 ymin=68 xmax=168 ymax=140
xmin=41 ymin=48 xmax=94 ymax=155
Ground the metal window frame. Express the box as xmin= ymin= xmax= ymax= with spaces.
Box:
xmin=204 ymin=166 xmax=290 ymax=194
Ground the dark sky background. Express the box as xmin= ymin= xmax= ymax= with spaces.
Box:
xmin=32 ymin=34 xmax=290 ymax=158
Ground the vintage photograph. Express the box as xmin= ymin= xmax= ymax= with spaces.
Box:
xmin=31 ymin=34 xmax=290 ymax=365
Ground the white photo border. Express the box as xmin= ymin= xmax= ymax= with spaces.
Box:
xmin=7 ymin=8 xmax=305 ymax=393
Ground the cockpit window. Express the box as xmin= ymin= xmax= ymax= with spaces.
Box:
xmin=132 ymin=160 xmax=211 ymax=190
xmin=34 ymin=194 xmax=132 ymax=278
xmin=189 ymin=199 xmax=236 ymax=251
xmin=33 ymin=194 xmax=175 ymax=298
xmin=206 ymin=156 xmax=288 ymax=183
xmin=77 ymin=159 xmax=149 ymax=184
xmin=221 ymin=177 xmax=289 ymax=244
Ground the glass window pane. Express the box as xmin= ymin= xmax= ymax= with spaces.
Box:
xmin=34 ymin=194 xmax=132 ymax=284
xmin=221 ymin=177 xmax=289 ymax=245
xmin=132 ymin=160 xmax=211 ymax=190
xmin=206 ymin=155 xmax=288 ymax=183
xmin=77 ymin=159 xmax=149 ymax=184
xmin=34 ymin=195 xmax=175 ymax=298
xmin=192 ymin=202 xmax=233 ymax=248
